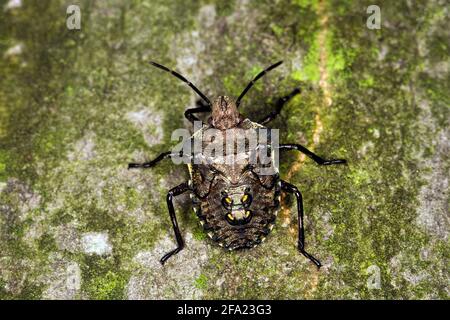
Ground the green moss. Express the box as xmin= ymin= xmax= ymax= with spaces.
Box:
xmin=293 ymin=0 xmax=318 ymax=10
xmin=358 ymin=74 xmax=375 ymax=88
xmin=81 ymin=255 xmax=128 ymax=300
xmin=85 ymin=270 xmax=127 ymax=300
xmin=194 ymin=274 xmax=208 ymax=290
xmin=270 ymin=23 xmax=284 ymax=37
xmin=347 ymin=168 xmax=372 ymax=187
xmin=125 ymin=187 xmax=139 ymax=211
xmin=192 ymin=225 xmax=207 ymax=241
xmin=0 ymin=150 xmax=7 ymax=181
xmin=292 ymin=37 xmax=320 ymax=83
xmin=214 ymin=0 xmax=236 ymax=17
xmin=13 ymin=281 xmax=44 ymax=300
xmin=38 ymin=233 xmax=58 ymax=253
xmin=223 ymin=75 xmax=242 ymax=98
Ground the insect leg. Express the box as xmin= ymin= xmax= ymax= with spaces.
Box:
xmin=281 ymin=180 xmax=321 ymax=269
xmin=160 ymin=181 xmax=191 ymax=264
xmin=279 ymin=144 xmax=347 ymax=165
xmin=184 ymin=99 xmax=211 ymax=123
xmin=258 ymin=88 xmax=301 ymax=125
xmin=128 ymin=151 xmax=182 ymax=169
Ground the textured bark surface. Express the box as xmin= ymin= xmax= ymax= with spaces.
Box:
xmin=0 ymin=0 xmax=448 ymax=299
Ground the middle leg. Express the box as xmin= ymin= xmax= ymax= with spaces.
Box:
xmin=279 ymin=144 xmax=346 ymax=166
xmin=128 ymin=151 xmax=182 ymax=169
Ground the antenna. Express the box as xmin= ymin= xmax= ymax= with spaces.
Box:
xmin=236 ymin=61 xmax=283 ymax=108
xmin=149 ymin=61 xmax=211 ymax=106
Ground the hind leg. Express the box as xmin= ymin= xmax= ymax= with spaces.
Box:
xmin=281 ymin=180 xmax=321 ymax=269
xmin=160 ymin=181 xmax=192 ymax=264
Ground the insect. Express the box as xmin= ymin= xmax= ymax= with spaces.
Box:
xmin=129 ymin=60 xmax=346 ymax=269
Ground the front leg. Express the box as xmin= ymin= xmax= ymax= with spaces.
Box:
xmin=184 ymin=99 xmax=211 ymax=124
xmin=281 ymin=180 xmax=321 ymax=269
xmin=128 ymin=151 xmax=182 ymax=169
xmin=279 ymin=144 xmax=346 ymax=166
xmin=160 ymin=181 xmax=192 ymax=264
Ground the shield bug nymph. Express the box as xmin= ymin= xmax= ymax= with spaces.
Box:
xmin=128 ymin=60 xmax=347 ymax=269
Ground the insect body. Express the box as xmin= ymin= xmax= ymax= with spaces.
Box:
xmin=129 ymin=61 xmax=347 ymax=269
xmin=188 ymin=116 xmax=280 ymax=251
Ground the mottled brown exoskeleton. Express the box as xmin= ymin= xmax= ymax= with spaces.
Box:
xmin=129 ymin=61 xmax=346 ymax=269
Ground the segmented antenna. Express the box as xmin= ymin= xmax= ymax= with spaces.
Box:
xmin=236 ymin=61 xmax=283 ymax=108
xmin=149 ymin=61 xmax=211 ymax=106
